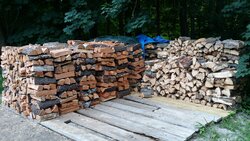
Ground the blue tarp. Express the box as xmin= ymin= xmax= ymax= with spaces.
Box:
xmin=91 ymin=36 xmax=138 ymax=44
xmin=136 ymin=34 xmax=170 ymax=58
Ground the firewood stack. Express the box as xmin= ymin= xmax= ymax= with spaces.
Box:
xmin=92 ymin=42 xmax=118 ymax=101
xmin=1 ymin=40 xmax=145 ymax=120
xmin=142 ymin=37 xmax=244 ymax=110
xmin=50 ymin=48 xmax=79 ymax=114
xmin=19 ymin=45 xmax=59 ymax=120
xmin=127 ymin=44 xmax=145 ymax=92
xmin=140 ymin=59 xmax=162 ymax=98
xmin=114 ymin=44 xmax=130 ymax=98
xmin=142 ymin=43 xmax=168 ymax=60
xmin=1 ymin=47 xmax=30 ymax=116
xmin=69 ymin=41 xmax=99 ymax=108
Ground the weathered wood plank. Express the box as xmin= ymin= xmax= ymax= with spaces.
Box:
xmin=124 ymin=95 xmax=160 ymax=108
xmin=41 ymin=119 xmax=109 ymax=141
xmin=77 ymin=109 xmax=184 ymax=141
xmin=59 ymin=113 xmax=153 ymax=141
xmin=103 ymin=101 xmax=198 ymax=130
xmin=112 ymin=99 xmax=158 ymax=111
xmin=149 ymin=95 xmax=230 ymax=117
xmin=93 ymin=104 xmax=195 ymax=139
xmin=124 ymin=95 xmax=221 ymax=124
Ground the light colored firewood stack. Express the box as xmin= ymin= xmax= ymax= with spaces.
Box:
xmin=50 ymin=48 xmax=79 ymax=114
xmin=127 ymin=44 xmax=145 ymax=92
xmin=1 ymin=46 xmax=30 ymax=116
xmin=140 ymin=59 xmax=162 ymax=98
xmin=114 ymin=44 xmax=130 ymax=98
xmin=144 ymin=43 xmax=168 ymax=60
xmin=93 ymin=42 xmax=118 ymax=101
xmin=18 ymin=45 xmax=59 ymax=120
xmin=69 ymin=40 xmax=99 ymax=108
xmin=142 ymin=37 xmax=244 ymax=110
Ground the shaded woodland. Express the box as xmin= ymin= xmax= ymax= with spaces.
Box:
xmin=0 ymin=0 xmax=249 ymax=45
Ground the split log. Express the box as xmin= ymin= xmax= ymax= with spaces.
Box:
xmin=29 ymin=77 xmax=56 ymax=85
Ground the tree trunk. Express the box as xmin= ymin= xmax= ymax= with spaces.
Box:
xmin=189 ymin=0 xmax=195 ymax=38
xmin=179 ymin=0 xmax=188 ymax=36
xmin=119 ymin=13 xmax=124 ymax=35
xmin=90 ymin=23 xmax=98 ymax=38
xmin=156 ymin=0 xmax=161 ymax=35
xmin=106 ymin=19 xmax=110 ymax=35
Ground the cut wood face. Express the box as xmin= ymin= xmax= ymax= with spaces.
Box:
xmin=141 ymin=37 xmax=243 ymax=109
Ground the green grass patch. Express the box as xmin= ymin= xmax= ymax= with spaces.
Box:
xmin=191 ymin=112 xmax=250 ymax=141
xmin=195 ymin=122 xmax=221 ymax=141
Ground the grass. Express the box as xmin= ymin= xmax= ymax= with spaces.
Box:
xmin=195 ymin=122 xmax=221 ymax=141
xmin=220 ymin=112 xmax=250 ymax=140
xmin=190 ymin=111 xmax=250 ymax=141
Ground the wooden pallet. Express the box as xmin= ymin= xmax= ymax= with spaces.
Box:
xmin=41 ymin=95 xmax=228 ymax=141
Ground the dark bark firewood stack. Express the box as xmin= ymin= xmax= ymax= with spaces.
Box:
xmin=114 ymin=44 xmax=130 ymax=98
xmin=142 ymin=37 xmax=244 ymax=110
xmin=127 ymin=44 xmax=145 ymax=92
xmin=92 ymin=42 xmax=118 ymax=101
xmin=1 ymin=40 xmax=146 ymax=120
xmin=19 ymin=45 xmax=59 ymax=120
xmin=50 ymin=48 xmax=80 ymax=115
xmin=69 ymin=42 xmax=99 ymax=108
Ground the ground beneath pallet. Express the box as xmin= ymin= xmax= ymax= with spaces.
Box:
xmin=0 ymin=106 xmax=71 ymax=141
xmin=41 ymin=94 xmax=230 ymax=141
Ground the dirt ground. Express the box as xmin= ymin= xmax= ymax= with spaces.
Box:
xmin=0 ymin=105 xmax=71 ymax=141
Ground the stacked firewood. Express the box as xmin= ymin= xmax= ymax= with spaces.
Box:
xmin=140 ymin=59 xmax=162 ymax=98
xmin=50 ymin=48 xmax=79 ymax=114
xmin=19 ymin=45 xmax=59 ymax=120
xmin=114 ymin=44 xmax=130 ymax=98
xmin=71 ymin=47 xmax=99 ymax=108
xmin=1 ymin=47 xmax=30 ymax=116
xmin=127 ymin=44 xmax=145 ymax=92
xmin=144 ymin=43 xmax=168 ymax=60
xmin=142 ymin=37 xmax=244 ymax=110
xmin=1 ymin=40 xmax=146 ymax=120
xmin=92 ymin=42 xmax=118 ymax=101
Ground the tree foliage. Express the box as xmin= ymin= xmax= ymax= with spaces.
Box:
xmin=0 ymin=0 xmax=249 ymax=45
xmin=221 ymin=0 xmax=250 ymax=78
xmin=64 ymin=0 xmax=95 ymax=36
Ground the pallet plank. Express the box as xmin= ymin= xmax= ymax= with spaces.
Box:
xmin=102 ymin=101 xmax=197 ymax=130
xmin=93 ymin=104 xmax=195 ymax=139
xmin=112 ymin=99 xmax=158 ymax=111
xmin=124 ymin=95 xmax=221 ymax=124
xmin=41 ymin=119 xmax=109 ymax=141
xmin=59 ymin=112 xmax=153 ymax=141
xmin=77 ymin=109 xmax=184 ymax=141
